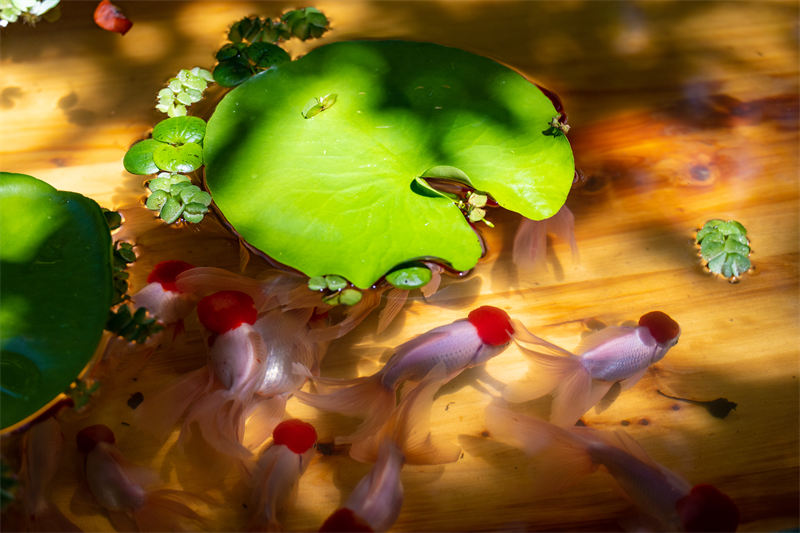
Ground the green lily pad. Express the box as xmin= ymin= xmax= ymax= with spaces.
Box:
xmin=204 ymin=40 xmax=574 ymax=289
xmin=152 ymin=116 xmax=207 ymax=145
xmin=0 ymin=173 xmax=113 ymax=430
xmin=123 ymin=138 xmax=161 ymax=175
xmin=386 ymin=263 xmax=433 ymax=290
xmin=152 ymin=142 xmax=203 ymax=173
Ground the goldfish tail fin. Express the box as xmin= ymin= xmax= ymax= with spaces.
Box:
xmin=549 ymin=364 xmax=601 ymax=427
xmin=308 ymin=288 xmax=385 ymax=342
xmin=294 ymin=374 xmax=388 ymax=418
xmin=243 ymin=395 xmax=289 ymax=452
xmin=133 ymin=367 xmax=211 ymax=444
xmin=345 ymin=440 xmax=405 ymax=531
xmin=390 ymin=365 xmax=460 ymax=465
xmin=420 ymin=263 xmax=443 ymax=299
xmin=512 ymin=216 xmax=548 ymax=272
xmin=547 ymin=204 xmax=579 ymax=262
xmin=502 ymin=348 xmax=581 ymax=404
xmin=376 ymin=288 xmax=409 ymax=334
xmin=485 ymin=403 xmax=594 ymax=492
xmin=134 ymin=489 xmax=207 ymax=531
xmin=180 ymin=392 xmax=251 ymax=460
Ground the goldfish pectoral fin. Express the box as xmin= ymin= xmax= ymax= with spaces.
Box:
xmin=620 ymin=367 xmax=648 ymax=391
xmin=549 ymin=367 xmax=594 ymax=427
xmin=377 ymin=288 xmax=409 ymax=334
xmin=593 ymin=381 xmax=620 ymax=414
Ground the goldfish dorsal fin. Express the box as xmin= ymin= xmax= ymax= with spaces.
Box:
xmin=595 ymin=381 xmax=622 ymax=413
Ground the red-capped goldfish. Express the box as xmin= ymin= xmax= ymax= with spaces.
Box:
xmin=134 ymin=290 xmax=269 ymax=458
xmin=504 ymin=311 xmax=681 ymax=426
xmin=93 ymin=0 xmax=132 ymax=34
xmin=319 ymin=440 xmax=405 ymax=532
xmin=132 ymin=260 xmax=197 ymax=329
xmin=294 ymin=306 xmax=514 ymax=463
xmin=485 ymin=405 xmax=739 ymax=532
xmin=75 ymin=424 xmax=206 ymax=531
xmin=247 ymin=419 xmax=317 ymax=532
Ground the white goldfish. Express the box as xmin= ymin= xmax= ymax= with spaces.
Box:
xmin=75 ymin=424 xmax=206 ymax=531
xmin=247 ymin=419 xmax=317 ymax=531
xmin=319 ymin=440 xmax=405 ymax=532
xmin=504 ymin=311 xmax=681 ymax=426
xmin=485 ymin=405 xmax=739 ymax=532
xmin=294 ymin=306 xmax=515 ymax=463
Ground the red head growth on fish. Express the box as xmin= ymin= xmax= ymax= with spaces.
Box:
xmin=468 ymin=306 xmax=514 ymax=346
xmin=93 ymin=0 xmax=133 ymax=35
xmin=638 ymin=311 xmax=680 ymax=344
xmin=319 ymin=508 xmax=374 ymax=532
xmin=676 ymin=484 xmax=739 ymax=532
xmin=197 ymin=290 xmax=258 ymax=334
xmin=272 ymin=419 xmax=317 ymax=454
xmin=76 ymin=424 xmax=116 ymax=454
xmin=147 ymin=260 xmax=194 ymax=293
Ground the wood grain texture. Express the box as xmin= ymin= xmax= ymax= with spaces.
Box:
xmin=1 ymin=1 xmax=797 ymax=531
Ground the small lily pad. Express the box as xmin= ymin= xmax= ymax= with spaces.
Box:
xmin=152 ymin=142 xmax=203 ymax=173
xmin=0 ymin=173 xmax=113 ymax=429
xmin=386 ymin=263 xmax=433 ymax=290
xmin=245 ymin=42 xmax=291 ymax=69
xmin=123 ymin=138 xmax=161 ymax=175
xmin=152 ymin=116 xmax=207 ymax=145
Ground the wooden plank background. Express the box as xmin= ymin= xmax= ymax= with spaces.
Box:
xmin=1 ymin=1 xmax=798 ymax=531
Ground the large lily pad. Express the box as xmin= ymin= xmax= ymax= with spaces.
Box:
xmin=0 ymin=173 xmax=113 ymax=429
xmin=204 ymin=40 xmax=574 ymax=288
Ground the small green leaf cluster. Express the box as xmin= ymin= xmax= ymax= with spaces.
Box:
xmin=111 ymin=241 xmax=136 ymax=305
xmin=0 ymin=461 xmax=17 ymax=510
xmin=696 ymin=219 xmax=752 ymax=280
xmin=308 ymin=275 xmax=362 ymax=306
xmin=106 ymin=304 xmax=163 ymax=344
xmin=213 ymin=8 xmax=329 ymax=88
xmin=543 ymin=115 xmax=570 ymax=137
xmin=66 ymin=378 xmax=100 ymax=410
xmin=145 ymin=172 xmax=212 ymax=224
xmin=124 ymin=116 xmax=206 ymax=175
xmin=102 ymin=208 xmax=122 ymax=231
xmin=124 ymin=116 xmax=212 ymax=225
xmin=157 ymin=67 xmax=214 ymax=117
xmin=457 ymin=191 xmax=495 ymax=227
xmin=0 ymin=0 xmax=60 ymax=27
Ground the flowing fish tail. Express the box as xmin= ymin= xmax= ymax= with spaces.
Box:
xmin=512 ymin=205 xmax=578 ymax=273
xmin=293 ymin=372 xmax=395 ymax=457
xmin=179 ymin=390 xmax=252 ymax=460
xmin=133 ymin=489 xmax=209 ymax=531
xmin=485 ymin=403 xmax=596 ymax=492
xmin=350 ymin=364 xmax=461 ymax=465
xmin=505 ymin=320 xmax=612 ymax=426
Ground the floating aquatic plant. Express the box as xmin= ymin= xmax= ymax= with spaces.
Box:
xmin=308 ymin=275 xmax=363 ymax=306
xmin=124 ymin=116 xmax=206 ymax=175
xmin=144 ymin=172 xmax=211 ymax=224
xmin=156 ymin=67 xmax=214 ymax=117
xmin=695 ymin=219 xmax=751 ymax=281
xmin=213 ymin=8 xmax=329 ymax=88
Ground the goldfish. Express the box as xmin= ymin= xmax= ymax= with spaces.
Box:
xmin=247 ymin=419 xmax=317 ymax=531
xmin=485 ymin=405 xmax=739 ymax=532
xmin=75 ymin=424 xmax=206 ymax=531
xmin=132 ymin=260 xmax=197 ymax=332
xmin=319 ymin=440 xmax=405 ymax=532
xmin=504 ymin=311 xmax=681 ymax=426
xmin=93 ymin=0 xmax=132 ymax=35
xmin=294 ymin=305 xmax=515 ymax=463
xmin=134 ymin=290 xmax=270 ymax=458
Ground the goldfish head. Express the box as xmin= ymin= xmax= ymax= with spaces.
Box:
xmin=273 ymin=419 xmax=317 ymax=454
xmin=147 ymin=260 xmax=194 ymax=293
xmin=197 ymin=290 xmax=258 ymax=334
xmin=638 ymin=311 xmax=681 ymax=346
xmin=468 ymin=306 xmax=514 ymax=346
xmin=676 ymin=484 xmax=739 ymax=532
xmin=76 ymin=424 xmax=116 ymax=454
